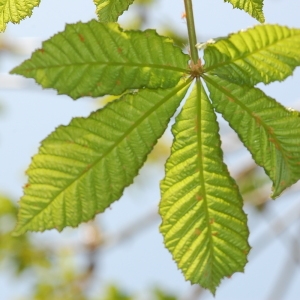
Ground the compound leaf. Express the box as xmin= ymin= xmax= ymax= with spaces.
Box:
xmin=204 ymin=24 xmax=300 ymax=85
xmin=11 ymin=20 xmax=189 ymax=99
xmin=13 ymin=81 xmax=191 ymax=235
xmin=224 ymin=0 xmax=264 ymax=23
xmin=205 ymin=75 xmax=300 ymax=198
xmin=159 ymin=80 xmax=250 ymax=294
xmin=0 ymin=0 xmax=40 ymax=32
xmin=94 ymin=0 xmax=134 ymax=22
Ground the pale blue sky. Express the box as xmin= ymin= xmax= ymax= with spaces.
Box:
xmin=1 ymin=0 xmax=300 ymax=299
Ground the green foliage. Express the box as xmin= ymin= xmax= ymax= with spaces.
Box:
xmin=11 ymin=21 xmax=188 ymax=99
xmin=205 ymin=75 xmax=300 ymax=198
xmin=204 ymin=24 xmax=300 ymax=85
xmin=0 ymin=0 xmax=40 ymax=32
xmin=101 ymin=285 xmax=132 ymax=300
xmin=160 ymin=81 xmax=250 ymax=294
xmin=224 ymin=0 xmax=264 ymax=23
xmin=0 ymin=196 xmax=50 ymax=273
xmin=8 ymin=0 xmax=300 ymax=294
xmin=0 ymin=192 xmax=177 ymax=299
xmin=13 ymin=82 xmax=190 ymax=235
xmin=154 ymin=288 xmax=177 ymax=300
xmin=94 ymin=0 xmax=135 ymax=22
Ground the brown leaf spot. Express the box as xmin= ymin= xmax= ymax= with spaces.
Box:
xmin=116 ymin=80 xmax=121 ymax=85
xmin=222 ymin=86 xmax=230 ymax=93
xmin=196 ymin=194 xmax=203 ymax=201
xmin=209 ymin=218 xmax=215 ymax=224
xmin=38 ymin=48 xmax=45 ymax=54
xmin=84 ymin=164 xmax=92 ymax=172
xmin=227 ymin=97 xmax=234 ymax=103
xmin=212 ymin=231 xmax=218 ymax=236
xmin=280 ymin=180 xmax=286 ymax=187
xmin=268 ymin=127 xmax=274 ymax=135
xmin=117 ymin=47 xmax=122 ymax=53
xmin=194 ymin=228 xmax=202 ymax=236
xmin=268 ymin=137 xmax=280 ymax=149
xmin=78 ymin=34 xmax=85 ymax=42
xmin=23 ymin=183 xmax=30 ymax=189
xmin=252 ymin=112 xmax=262 ymax=125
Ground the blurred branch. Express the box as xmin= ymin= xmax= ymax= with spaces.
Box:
xmin=267 ymin=237 xmax=300 ymax=300
xmin=250 ymin=201 xmax=300 ymax=259
xmin=81 ymin=207 xmax=160 ymax=252
xmin=0 ymin=73 xmax=32 ymax=90
xmin=0 ymin=37 xmax=41 ymax=55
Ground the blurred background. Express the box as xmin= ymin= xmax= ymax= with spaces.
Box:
xmin=1 ymin=0 xmax=300 ymax=299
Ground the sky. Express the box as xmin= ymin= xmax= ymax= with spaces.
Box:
xmin=1 ymin=0 xmax=300 ymax=299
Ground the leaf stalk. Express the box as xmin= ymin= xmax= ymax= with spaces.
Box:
xmin=184 ymin=0 xmax=199 ymax=64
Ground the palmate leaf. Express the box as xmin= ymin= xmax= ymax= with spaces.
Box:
xmin=204 ymin=75 xmax=300 ymax=198
xmin=94 ymin=0 xmax=134 ymax=22
xmin=159 ymin=80 xmax=250 ymax=294
xmin=0 ymin=0 xmax=40 ymax=32
xmin=224 ymin=0 xmax=264 ymax=23
xmin=11 ymin=20 xmax=189 ymax=99
xmin=13 ymin=81 xmax=190 ymax=235
xmin=204 ymin=24 xmax=300 ymax=86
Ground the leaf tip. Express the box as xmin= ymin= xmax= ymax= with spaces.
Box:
xmin=12 ymin=224 xmax=26 ymax=237
xmin=270 ymin=189 xmax=282 ymax=200
xmin=9 ymin=67 xmax=19 ymax=75
xmin=259 ymin=19 xmax=265 ymax=24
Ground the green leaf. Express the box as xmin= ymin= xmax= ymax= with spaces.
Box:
xmin=224 ymin=0 xmax=264 ymax=23
xmin=159 ymin=80 xmax=250 ymax=294
xmin=13 ymin=81 xmax=191 ymax=235
xmin=11 ymin=20 xmax=189 ymax=100
xmin=0 ymin=0 xmax=40 ymax=32
xmin=94 ymin=0 xmax=134 ymax=22
xmin=0 ymin=196 xmax=17 ymax=216
xmin=204 ymin=75 xmax=300 ymax=198
xmin=204 ymin=24 xmax=300 ymax=85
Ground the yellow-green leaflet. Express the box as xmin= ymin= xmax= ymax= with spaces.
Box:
xmin=205 ymin=75 xmax=300 ymax=198
xmin=0 ymin=0 xmax=40 ymax=32
xmin=224 ymin=0 xmax=264 ymax=23
xmin=14 ymin=81 xmax=190 ymax=235
xmin=94 ymin=0 xmax=134 ymax=22
xmin=160 ymin=80 xmax=250 ymax=294
xmin=204 ymin=24 xmax=300 ymax=86
xmin=11 ymin=21 xmax=189 ymax=99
